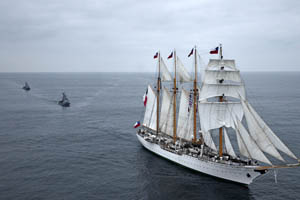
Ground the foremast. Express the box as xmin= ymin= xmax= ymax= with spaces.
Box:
xmin=219 ymin=44 xmax=223 ymax=157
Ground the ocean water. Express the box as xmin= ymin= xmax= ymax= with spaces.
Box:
xmin=0 ymin=72 xmax=299 ymax=200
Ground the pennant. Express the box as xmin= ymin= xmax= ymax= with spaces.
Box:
xmin=210 ymin=47 xmax=219 ymax=54
xmin=153 ymin=52 xmax=158 ymax=59
xmin=133 ymin=121 xmax=141 ymax=128
xmin=143 ymin=88 xmax=148 ymax=106
xmin=167 ymin=52 xmax=173 ymax=59
xmin=188 ymin=48 xmax=194 ymax=57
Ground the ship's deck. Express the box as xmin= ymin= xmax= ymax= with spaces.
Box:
xmin=138 ymin=128 xmax=260 ymax=167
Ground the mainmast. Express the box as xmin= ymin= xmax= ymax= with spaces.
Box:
xmin=173 ymin=50 xmax=177 ymax=143
xmin=219 ymin=44 xmax=223 ymax=157
xmin=193 ymin=47 xmax=197 ymax=143
xmin=156 ymin=52 xmax=161 ymax=135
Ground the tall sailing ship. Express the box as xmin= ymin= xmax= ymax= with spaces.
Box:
xmin=135 ymin=45 xmax=299 ymax=185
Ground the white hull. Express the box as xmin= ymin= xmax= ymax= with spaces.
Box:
xmin=137 ymin=134 xmax=266 ymax=185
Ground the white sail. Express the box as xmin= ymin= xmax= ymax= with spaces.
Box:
xmin=160 ymin=87 xmax=174 ymax=136
xmin=199 ymin=102 xmax=244 ymax=132
xmin=242 ymin=100 xmax=285 ymax=162
xmin=177 ymin=56 xmax=192 ymax=82
xmin=235 ymin=125 xmax=251 ymax=158
xmin=160 ymin=87 xmax=171 ymax=128
xmin=143 ymin=85 xmax=157 ymax=129
xmin=224 ymin=128 xmax=236 ymax=158
xmin=160 ymin=58 xmax=172 ymax=81
xmin=149 ymin=98 xmax=157 ymax=130
xmin=244 ymin=101 xmax=297 ymax=160
xmin=177 ymin=89 xmax=193 ymax=140
xmin=235 ymin=120 xmax=272 ymax=165
xmin=199 ymin=83 xmax=246 ymax=100
xmin=202 ymin=130 xmax=217 ymax=152
xmin=207 ymin=59 xmax=237 ymax=71
xmin=203 ymin=70 xmax=242 ymax=84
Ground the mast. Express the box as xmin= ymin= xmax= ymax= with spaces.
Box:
xmin=193 ymin=47 xmax=197 ymax=143
xmin=173 ymin=50 xmax=177 ymax=143
xmin=219 ymin=44 xmax=223 ymax=157
xmin=156 ymin=52 xmax=161 ymax=135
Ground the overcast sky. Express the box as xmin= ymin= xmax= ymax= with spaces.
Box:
xmin=0 ymin=0 xmax=299 ymax=72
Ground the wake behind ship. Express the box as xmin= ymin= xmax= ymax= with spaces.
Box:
xmin=134 ymin=45 xmax=299 ymax=185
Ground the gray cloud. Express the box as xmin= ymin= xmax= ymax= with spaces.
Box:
xmin=0 ymin=0 xmax=299 ymax=72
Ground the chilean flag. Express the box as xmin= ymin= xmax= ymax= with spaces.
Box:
xmin=143 ymin=88 xmax=148 ymax=106
xmin=134 ymin=121 xmax=141 ymax=128
xmin=209 ymin=47 xmax=219 ymax=54
xmin=210 ymin=47 xmax=219 ymax=54
xmin=153 ymin=52 xmax=158 ymax=59
xmin=167 ymin=52 xmax=173 ymax=59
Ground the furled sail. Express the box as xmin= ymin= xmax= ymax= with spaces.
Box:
xmin=202 ymin=130 xmax=217 ymax=152
xmin=203 ymin=70 xmax=242 ymax=84
xmin=199 ymin=102 xmax=244 ymax=132
xmin=160 ymin=87 xmax=174 ymax=136
xmin=177 ymin=89 xmax=193 ymax=140
xmin=143 ymin=85 xmax=157 ymax=129
xmin=241 ymin=100 xmax=285 ymax=162
xmin=235 ymin=120 xmax=272 ymax=165
xmin=224 ymin=128 xmax=236 ymax=158
xmin=176 ymin=56 xmax=192 ymax=82
xmin=242 ymin=100 xmax=297 ymax=160
xmin=159 ymin=58 xmax=172 ymax=81
xmin=199 ymin=83 xmax=246 ymax=100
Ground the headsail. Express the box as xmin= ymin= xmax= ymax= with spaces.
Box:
xmin=242 ymin=100 xmax=285 ymax=162
xmin=235 ymin=119 xmax=272 ymax=165
xmin=242 ymin=100 xmax=297 ymax=160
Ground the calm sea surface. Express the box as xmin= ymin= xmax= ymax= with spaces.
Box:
xmin=0 ymin=72 xmax=299 ymax=200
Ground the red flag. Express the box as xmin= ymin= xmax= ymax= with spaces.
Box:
xmin=188 ymin=48 xmax=194 ymax=57
xmin=167 ymin=52 xmax=173 ymax=59
xmin=210 ymin=47 xmax=219 ymax=54
xmin=143 ymin=88 xmax=148 ymax=106
xmin=153 ymin=52 xmax=158 ymax=59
